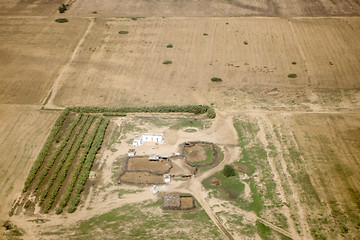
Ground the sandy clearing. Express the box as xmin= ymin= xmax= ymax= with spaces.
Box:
xmin=0 ymin=105 xmax=59 ymax=231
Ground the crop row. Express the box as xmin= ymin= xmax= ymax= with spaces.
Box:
xmin=55 ymin=118 xmax=103 ymax=214
xmin=43 ymin=116 xmax=96 ymax=213
xmin=23 ymin=109 xmax=70 ymax=192
xmin=69 ymin=105 xmax=216 ymax=119
xmin=67 ymin=118 xmax=109 ymax=213
xmin=33 ymin=114 xmax=83 ymax=191
xmin=39 ymin=115 xmax=89 ymax=204
xmin=103 ymin=112 xmax=127 ymax=117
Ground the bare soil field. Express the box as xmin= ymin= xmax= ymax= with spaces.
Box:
xmin=127 ymin=157 xmax=170 ymax=173
xmin=51 ymin=17 xmax=360 ymax=109
xmin=0 ymin=105 xmax=58 ymax=224
xmin=291 ymin=113 xmax=360 ymax=239
xmin=53 ymin=17 xmax=310 ymax=107
xmin=0 ymin=0 xmax=63 ymax=16
xmin=1 ymin=1 xmax=360 ymax=238
xmin=120 ymin=171 xmax=164 ymax=184
xmin=0 ymin=17 xmax=88 ymax=104
xmin=68 ymin=0 xmax=360 ymax=17
xmin=291 ymin=17 xmax=360 ymax=88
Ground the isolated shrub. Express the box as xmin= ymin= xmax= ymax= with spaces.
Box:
xmin=163 ymin=60 xmax=172 ymax=65
xmin=58 ymin=4 xmax=67 ymax=13
xmin=223 ymin=165 xmax=236 ymax=177
xmin=288 ymin=73 xmax=297 ymax=78
xmin=118 ymin=31 xmax=129 ymax=34
xmin=166 ymin=44 xmax=173 ymax=48
xmin=55 ymin=18 xmax=68 ymax=23
xmin=243 ymin=41 xmax=248 ymax=45
xmin=203 ymin=33 xmax=208 ymax=36
xmin=211 ymin=77 xmax=222 ymax=82
xmin=291 ymin=61 xmax=297 ymax=65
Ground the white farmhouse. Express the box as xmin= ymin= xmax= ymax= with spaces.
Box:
xmin=133 ymin=133 xmax=164 ymax=146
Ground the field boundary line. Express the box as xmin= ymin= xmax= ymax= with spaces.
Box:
xmin=44 ymin=17 xmax=95 ymax=109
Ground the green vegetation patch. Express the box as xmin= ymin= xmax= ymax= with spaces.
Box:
xmin=166 ymin=44 xmax=173 ymax=48
xmin=287 ymin=73 xmax=297 ymax=78
xmin=118 ymin=31 xmax=129 ymax=34
xmin=162 ymin=60 xmax=172 ymax=64
xmin=202 ymin=171 xmax=244 ymax=200
xmin=46 ymin=200 xmax=221 ymax=239
xmin=188 ymin=144 xmax=214 ymax=165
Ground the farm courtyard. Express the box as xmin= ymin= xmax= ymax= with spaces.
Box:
xmin=0 ymin=0 xmax=360 ymax=239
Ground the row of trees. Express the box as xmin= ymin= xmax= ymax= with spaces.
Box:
xmin=67 ymin=118 xmax=109 ymax=213
xmin=69 ymin=105 xmax=216 ymax=119
xmin=39 ymin=115 xmax=89 ymax=205
xmin=23 ymin=109 xmax=70 ymax=192
xmin=56 ymin=118 xmax=104 ymax=214
xmin=34 ymin=114 xmax=84 ymax=191
xmin=43 ymin=116 xmax=96 ymax=213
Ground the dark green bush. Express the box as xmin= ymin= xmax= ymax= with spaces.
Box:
xmin=243 ymin=41 xmax=248 ymax=45
xmin=288 ymin=73 xmax=297 ymax=78
xmin=223 ymin=165 xmax=236 ymax=177
xmin=211 ymin=77 xmax=222 ymax=82
xmin=119 ymin=31 xmax=129 ymax=34
xmin=58 ymin=4 xmax=67 ymax=13
xmin=55 ymin=18 xmax=68 ymax=23
xmin=203 ymin=33 xmax=208 ymax=36
xmin=163 ymin=60 xmax=172 ymax=64
xmin=291 ymin=61 xmax=297 ymax=65
xmin=166 ymin=44 xmax=173 ymax=48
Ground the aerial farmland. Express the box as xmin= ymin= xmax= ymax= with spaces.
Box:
xmin=0 ymin=0 xmax=359 ymax=239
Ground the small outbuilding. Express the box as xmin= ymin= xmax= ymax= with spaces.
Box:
xmin=128 ymin=149 xmax=136 ymax=157
xmin=162 ymin=194 xmax=180 ymax=210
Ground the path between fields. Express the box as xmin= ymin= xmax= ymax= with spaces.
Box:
xmin=44 ymin=17 xmax=95 ymax=109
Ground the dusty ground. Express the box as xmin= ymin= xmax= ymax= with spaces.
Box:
xmin=0 ymin=17 xmax=88 ymax=104
xmin=67 ymin=0 xmax=360 ymax=17
xmin=127 ymin=157 xmax=170 ymax=173
xmin=1 ymin=0 xmax=360 ymax=239
xmin=0 ymin=105 xmax=59 ymax=228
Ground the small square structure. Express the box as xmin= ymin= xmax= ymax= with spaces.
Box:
xmin=162 ymin=194 xmax=180 ymax=210
xmin=128 ymin=149 xmax=136 ymax=157
xmin=133 ymin=137 xmax=142 ymax=146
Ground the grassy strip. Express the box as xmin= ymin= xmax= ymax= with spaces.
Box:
xmin=69 ymin=105 xmax=216 ymax=119
xmin=23 ymin=109 xmax=70 ymax=192
xmin=39 ymin=115 xmax=89 ymax=205
xmin=34 ymin=114 xmax=83 ymax=191
xmin=43 ymin=116 xmax=95 ymax=213
xmin=56 ymin=118 xmax=103 ymax=214
xmin=68 ymin=118 xmax=109 ymax=213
